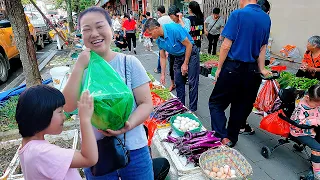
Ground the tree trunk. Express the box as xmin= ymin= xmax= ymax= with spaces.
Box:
xmin=66 ymin=0 xmax=74 ymax=32
xmin=75 ymin=0 xmax=80 ymax=15
xmin=3 ymin=0 xmax=41 ymax=88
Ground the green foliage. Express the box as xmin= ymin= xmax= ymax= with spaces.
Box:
xmin=0 ymin=96 xmax=19 ymax=132
xmin=21 ymin=0 xmax=36 ymax=5
xmin=74 ymin=0 xmax=95 ymax=13
xmin=54 ymin=0 xmax=95 ymax=12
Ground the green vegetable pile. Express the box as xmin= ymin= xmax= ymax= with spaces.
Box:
xmin=151 ymin=88 xmax=172 ymax=101
xmin=111 ymin=47 xmax=121 ymax=52
xmin=277 ymin=72 xmax=294 ymax=89
xmin=200 ymin=54 xmax=219 ymax=63
xmin=288 ymin=77 xmax=319 ymax=90
xmin=147 ymin=72 xmax=156 ymax=82
xmin=277 ymin=71 xmax=319 ymax=90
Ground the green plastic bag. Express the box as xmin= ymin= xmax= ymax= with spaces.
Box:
xmin=82 ymin=51 xmax=134 ymax=131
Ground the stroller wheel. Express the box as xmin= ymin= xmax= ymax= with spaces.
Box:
xmin=261 ymin=146 xmax=271 ymax=159
xmin=293 ymin=144 xmax=304 ymax=152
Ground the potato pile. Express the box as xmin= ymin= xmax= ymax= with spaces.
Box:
xmin=204 ymin=165 xmax=236 ymax=179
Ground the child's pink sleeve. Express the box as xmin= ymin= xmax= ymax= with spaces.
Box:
xmin=36 ymin=144 xmax=75 ymax=179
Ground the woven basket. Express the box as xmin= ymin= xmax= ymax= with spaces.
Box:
xmin=199 ymin=146 xmax=252 ymax=180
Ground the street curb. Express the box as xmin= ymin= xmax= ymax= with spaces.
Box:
xmin=3 ymin=50 xmax=57 ymax=91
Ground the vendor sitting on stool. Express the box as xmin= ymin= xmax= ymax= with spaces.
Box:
xmin=114 ymin=31 xmax=128 ymax=50
xmin=296 ymin=36 xmax=320 ymax=80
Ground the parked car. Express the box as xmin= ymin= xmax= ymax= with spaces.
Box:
xmin=25 ymin=11 xmax=52 ymax=50
xmin=0 ymin=16 xmax=37 ymax=83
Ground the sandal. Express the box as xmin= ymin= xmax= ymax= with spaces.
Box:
xmin=239 ymin=124 xmax=255 ymax=135
xmin=154 ymin=68 xmax=161 ymax=74
xmin=168 ymin=84 xmax=176 ymax=92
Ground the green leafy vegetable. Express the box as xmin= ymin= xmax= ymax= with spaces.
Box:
xmin=151 ymin=89 xmax=172 ymax=100
xmin=147 ymin=72 xmax=155 ymax=82
xmin=200 ymin=54 xmax=219 ymax=63
xmin=277 ymin=71 xmax=319 ymax=90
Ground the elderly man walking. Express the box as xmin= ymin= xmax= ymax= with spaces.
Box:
xmin=208 ymin=0 xmax=272 ymax=147
xmin=145 ymin=18 xmax=200 ymax=112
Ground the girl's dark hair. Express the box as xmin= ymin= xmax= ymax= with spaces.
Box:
xmin=308 ymin=84 xmax=320 ymax=101
xmin=78 ymin=7 xmax=112 ymax=28
xmin=168 ymin=5 xmax=180 ymax=17
xmin=257 ymin=0 xmax=271 ymax=13
xmin=212 ymin=8 xmax=220 ymax=15
xmin=188 ymin=1 xmax=204 ymax=20
xmin=15 ymin=85 xmax=65 ymax=137
xmin=124 ymin=13 xmax=131 ymax=22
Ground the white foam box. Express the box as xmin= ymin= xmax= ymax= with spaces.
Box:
xmin=0 ymin=139 xmax=22 ymax=180
xmin=153 ymin=127 xmax=207 ymax=176
xmin=178 ymin=172 xmax=208 ymax=180
xmin=8 ymin=129 xmax=79 ymax=180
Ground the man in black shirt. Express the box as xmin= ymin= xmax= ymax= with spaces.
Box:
xmin=114 ymin=31 xmax=127 ymax=50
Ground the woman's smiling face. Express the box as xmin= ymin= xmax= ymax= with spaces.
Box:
xmin=80 ymin=12 xmax=113 ymax=55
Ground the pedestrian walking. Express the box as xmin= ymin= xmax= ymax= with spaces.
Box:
xmin=123 ymin=13 xmax=137 ymax=54
xmin=145 ymin=18 xmax=200 ymax=112
xmin=208 ymin=0 xmax=272 ymax=147
xmin=204 ymin=8 xmax=225 ymax=55
xmin=240 ymin=0 xmax=271 ymax=135
xmin=143 ymin=30 xmax=153 ymax=51
xmin=112 ymin=13 xmax=122 ymax=32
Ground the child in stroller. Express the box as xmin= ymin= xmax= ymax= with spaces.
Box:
xmin=289 ymin=85 xmax=320 ymax=180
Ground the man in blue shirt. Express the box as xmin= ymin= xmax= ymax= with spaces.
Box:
xmin=208 ymin=0 xmax=272 ymax=147
xmin=144 ymin=18 xmax=200 ymax=112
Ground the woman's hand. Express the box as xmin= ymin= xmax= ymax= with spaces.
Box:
xmin=98 ymin=121 xmax=132 ymax=137
xmin=300 ymin=64 xmax=307 ymax=71
xmin=76 ymin=48 xmax=91 ymax=70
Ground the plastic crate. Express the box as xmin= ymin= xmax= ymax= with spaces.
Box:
xmin=170 ymin=113 xmax=203 ymax=136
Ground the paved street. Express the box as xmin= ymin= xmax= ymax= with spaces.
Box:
xmin=0 ymin=42 xmax=60 ymax=91
xmin=129 ymin=42 xmax=311 ymax=180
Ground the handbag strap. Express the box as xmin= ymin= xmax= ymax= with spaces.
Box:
xmin=208 ymin=16 xmax=220 ymax=34
xmin=123 ymin=55 xmax=127 ymax=145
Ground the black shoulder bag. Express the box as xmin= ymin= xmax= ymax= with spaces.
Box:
xmin=207 ymin=17 xmax=220 ymax=36
xmin=90 ymin=56 xmax=130 ymax=176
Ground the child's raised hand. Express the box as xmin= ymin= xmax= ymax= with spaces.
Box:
xmin=78 ymin=90 xmax=94 ymax=122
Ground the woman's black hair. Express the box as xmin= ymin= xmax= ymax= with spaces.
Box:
xmin=78 ymin=7 xmax=112 ymax=29
xmin=124 ymin=13 xmax=131 ymax=22
xmin=308 ymin=84 xmax=320 ymax=101
xmin=188 ymin=1 xmax=204 ymax=20
xmin=257 ymin=0 xmax=271 ymax=13
xmin=15 ymin=85 xmax=65 ymax=137
xmin=212 ymin=8 xmax=220 ymax=15
xmin=168 ymin=5 xmax=180 ymax=17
